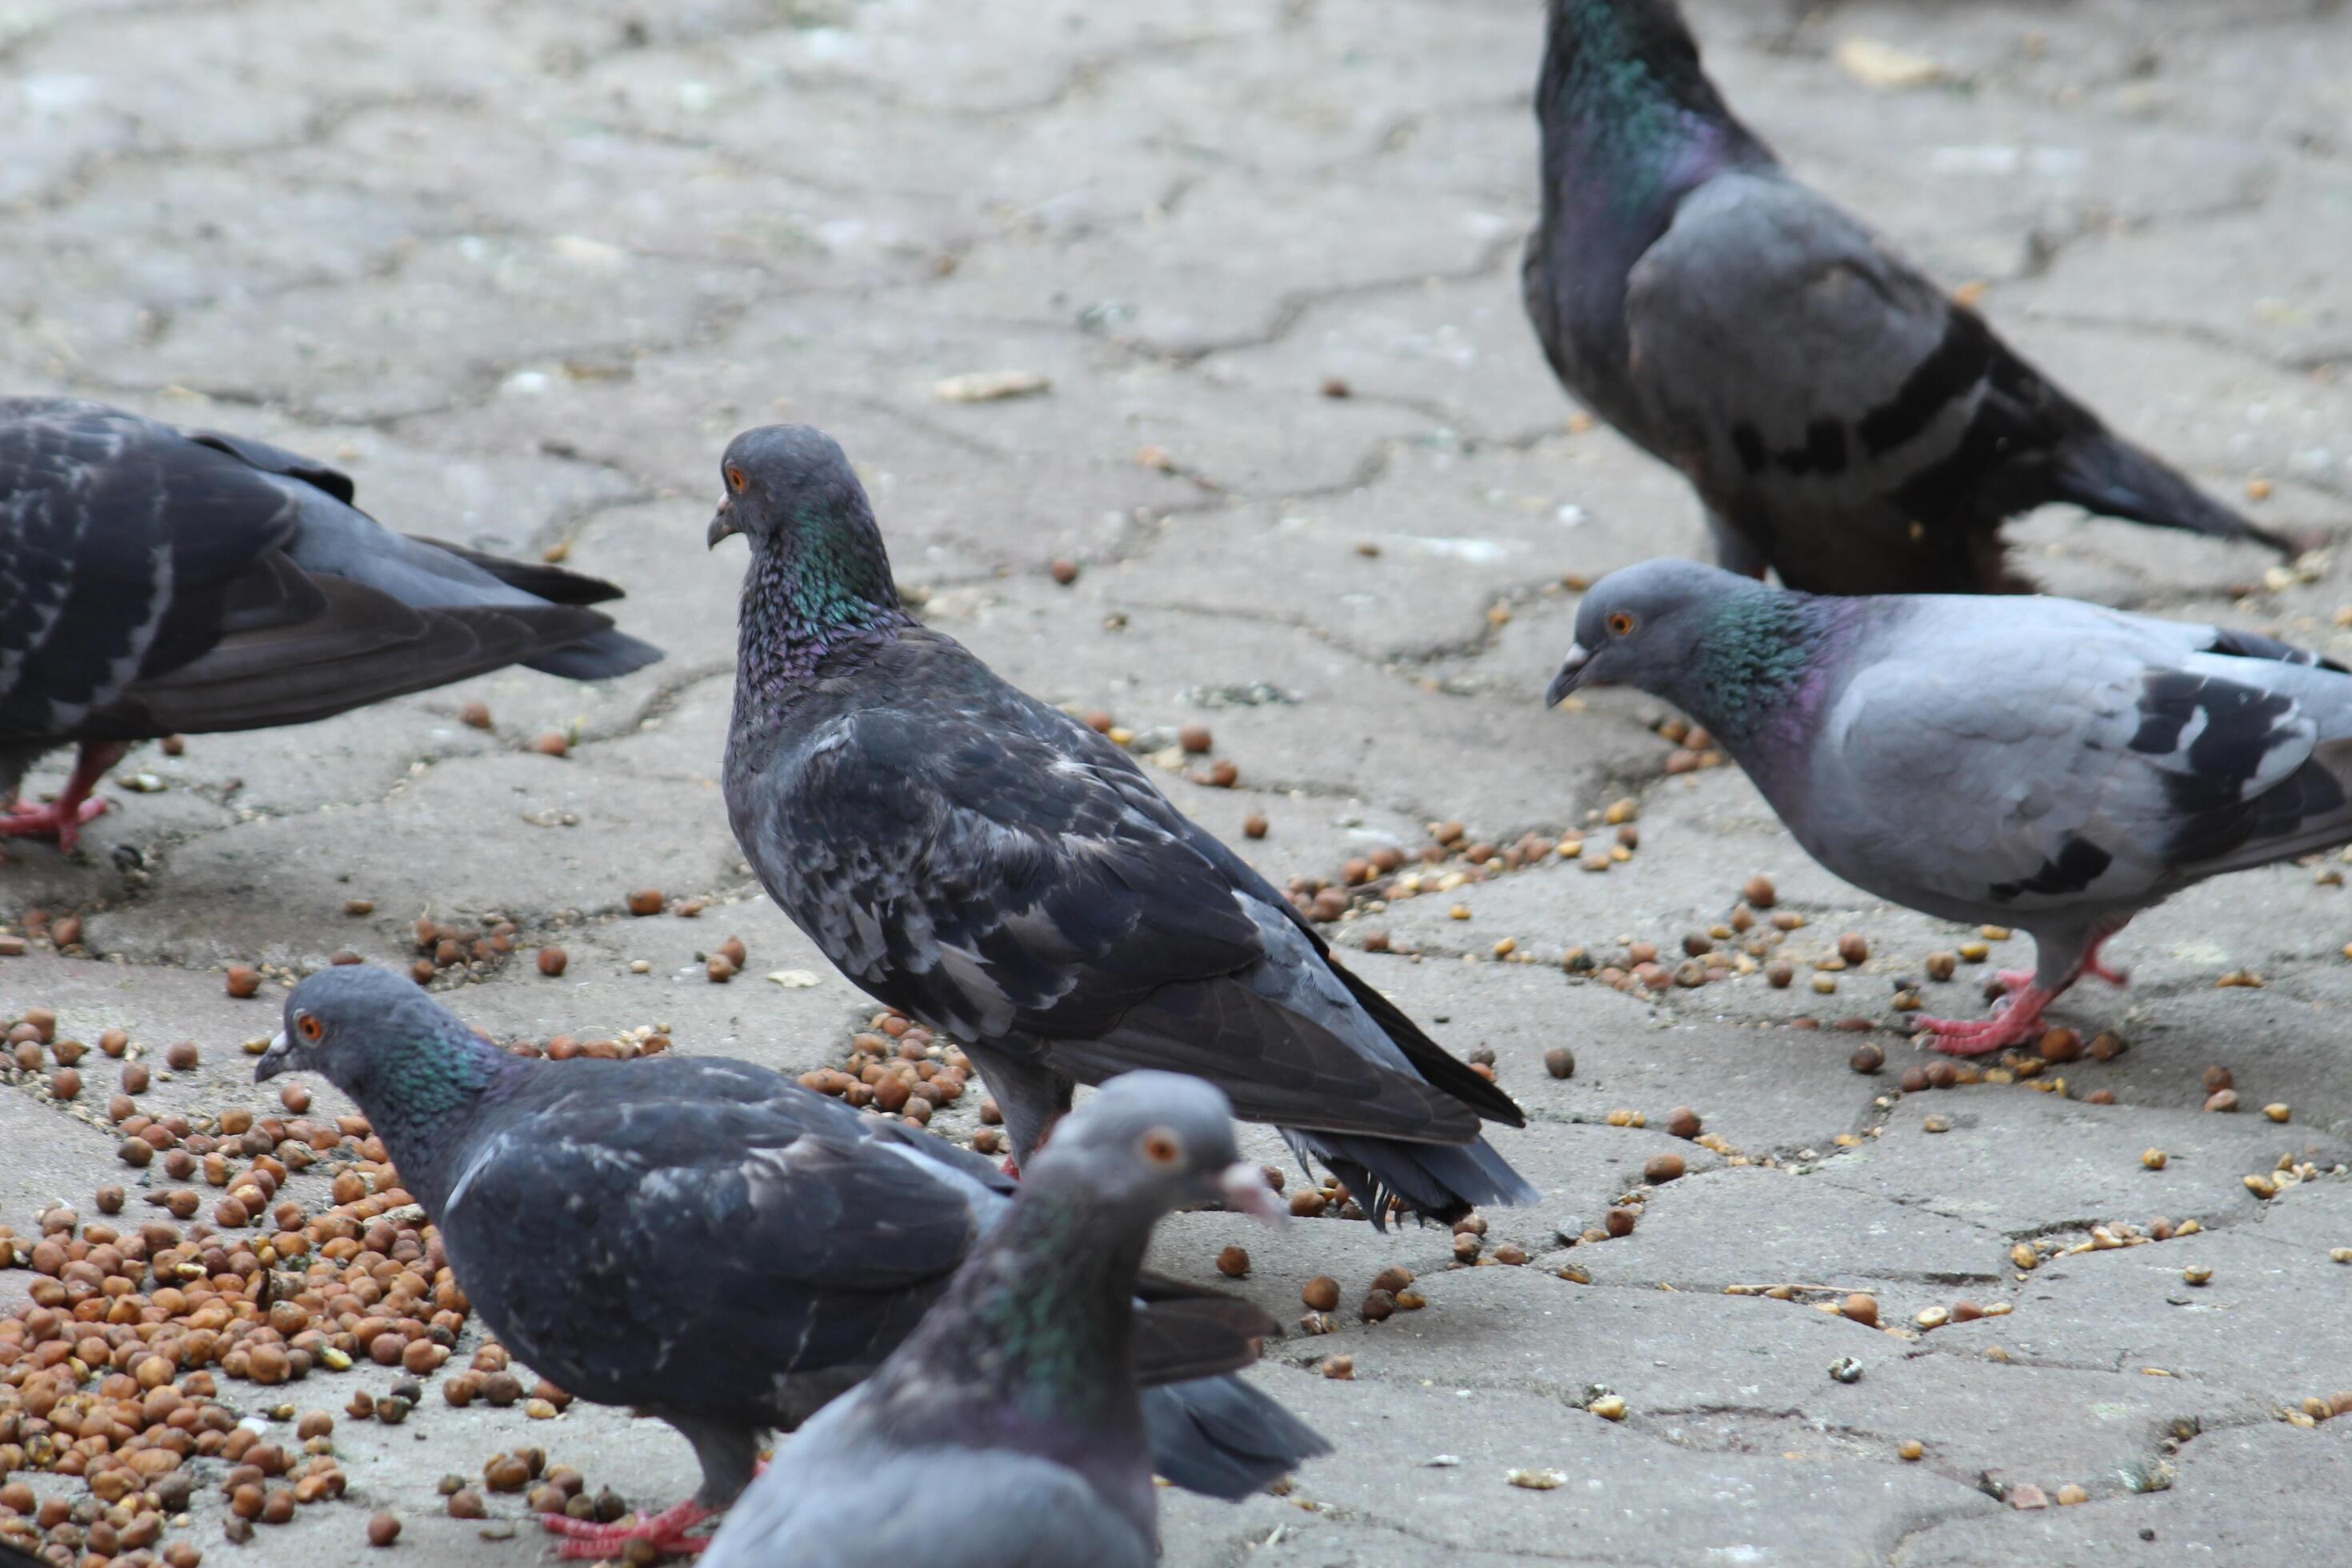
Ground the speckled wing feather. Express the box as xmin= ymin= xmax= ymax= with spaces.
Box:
xmin=430 ymin=1058 xmax=990 ymax=1418
xmin=1807 ymin=600 xmax=2352 ymax=918
xmin=741 ymin=633 xmax=1482 ymax=1141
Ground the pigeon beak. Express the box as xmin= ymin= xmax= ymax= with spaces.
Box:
xmin=1217 ymin=1162 xmax=1287 ymax=1229
xmin=253 ymin=1031 xmax=292 ymax=1083
xmin=1545 ymin=642 xmax=1594 ymax=707
xmin=706 ymin=504 xmax=741 ymax=550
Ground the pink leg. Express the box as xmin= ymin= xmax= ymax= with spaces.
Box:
xmin=1911 ymin=984 xmax=2066 ymax=1057
xmin=0 ymin=742 xmax=126 ymax=854
xmin=2081 ymin=935 xmax=2129 ymax=987
xmin=542 ymin=1498 xmax=716 ymax=1558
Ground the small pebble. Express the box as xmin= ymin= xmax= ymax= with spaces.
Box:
xmin=2009 ymin=1484 xmax=2048 ymax=1511
xmin=1603 ymin=1207 xmax=1638 ymax=1238
xmin=1810 ymin=973 xmax=1836 ymax=994
xmin=1829 ymin=1358 xmax=1863 ymax=1384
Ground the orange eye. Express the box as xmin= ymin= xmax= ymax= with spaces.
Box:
xmin=1139 ymin=1129 xmax=1182 ymax=1167
xmin=1607 ymin=612 xmax=1637 ymax=636
xmin=297 ymin=1014 xmax=323 ymax=1042
xmin=725 ymin=466 xmax=747 ymax=494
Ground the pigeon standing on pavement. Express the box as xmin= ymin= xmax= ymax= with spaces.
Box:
xmin=1545 ymin=558 xmax=2352 ymax=1051
xmin=256 ymin=966 xmax=1325 ymax=1560
xmin=710 ymin=424 xmax=1536 ymax=1226
xmin=1521 ymin=0 xmax=2290 ymax=594
xmin=0 ymin=398 xmax=662 ymax=851
xmin=702 ymin=1071 xmax=1293 ymax=1568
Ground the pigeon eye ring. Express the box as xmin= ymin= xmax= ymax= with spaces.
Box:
xmin=726 ymin=465 xmax=747 ymax=494
xmin=1607 ymin=612 xmax=1637 ymax=636
xmin=1138 ymin=1130 xmax=1183 ymax=1167
xmin=296 ymin=1014 xmax=324 ymax=1042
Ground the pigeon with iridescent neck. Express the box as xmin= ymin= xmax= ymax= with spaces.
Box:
xmin=710 ymin=423 xmax=1534 ymax=1227
xmin=255 ymin=968 xmax=1326 ymax=1561
xmin=1522 ymin=0 xmax=2290 ymax=594
xmin=702 ymin=1072 xmax=1294 ymax=1568
xmin=1547 ymin=560 xmax=2352 ymax=1052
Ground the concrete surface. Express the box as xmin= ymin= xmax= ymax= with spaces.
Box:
xmin=4 ymin=0 xmax=2351 ymax=1562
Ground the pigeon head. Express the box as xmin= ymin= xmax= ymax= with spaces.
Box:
xmin=1546 ymin=558 xmax=1764 ymax=706
xmin=257 ymin=965 xmax=510 ymax=1125
xmin=707 ymin=423 xmax=900 ymax=608
xmin=1030 ymin=1073 xmax=1283 ymax=1225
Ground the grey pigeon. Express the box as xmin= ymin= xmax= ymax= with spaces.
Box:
xmin=702 ymin=1071 xmax=1292 ymax=1568
xmin=0 ymin=398 xmax=661 ymax=851
xmin=1522 ymin=0 xmax=2290 ymax=595
xmin=256 ymin=967 xmax=1325 ymax=1560
xmin=710 ymin=424 xmax=1535 ymax=1226
xmin=1546 ymin=558 xmax=2352 ymax=1051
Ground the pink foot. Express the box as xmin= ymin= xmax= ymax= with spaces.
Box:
xmin=2081 ymin=937 xmax=2129 ymax=988
xmin=542 ymin=1498 xmax=715 ymax=1558
xmin=1911 ymin=985 xmax=2063 ymax=1057
xmin=1989 ymin=969 xmax=2035 ymax=994
xmin=1000 ymin=1156 xmax=1022 ymax=1179
xmin=0 ymin=794 xmax=108 ymax=853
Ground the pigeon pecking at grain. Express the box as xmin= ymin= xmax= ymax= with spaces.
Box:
xmin=256 ymin=966 xmax=1324 ymax=1560
xmin=1521 ymin=0 xmax=2291 ymax=595
xmin=1546 ymin=558 xmax=2352 ymax=1052
xmin=709 ymin=423 xmax=1535 ymax=1226
xmin=701 ymin=1072 xmax=1299 ymax=1568
xmin=0 ymin=398 xmax=660 ymax=851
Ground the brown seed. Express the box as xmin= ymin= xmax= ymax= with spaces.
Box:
xmin=1926 ymin=1061 xmax=1958 ymax=1090
xmin=1302 ymin=1276 xmax=1341 ymax=1312
xmin=1242 ymin=813 xmax=1268 ymax=839
xmin=1206 ymin=759 xmax=1238 ymax=788
xmin=531 ymin=731 xmax=570 ymax=757
xmin=281 ymin=1082 xmax=311 ymax=1114
xmin=707 ymin=955 xmax=736 ymax=983
xmin=1322 ymin=1355 xmax=1354 ymax=1379
xmin=2205 ymin=1089 xmax=2240 ymax=1114
xmin=458 ymin=701 xmax=493 ymax=731
xmin=1604 ymin=1207 xmax=1638 ymax=1238
xmin=226 ymin=965 xmax=262 ymax=998
xmin=1766 ymin=959 xmax=1794 ymax=988
xmin=49 ymin=1067 xmax=79 ymax=1099
xmin=1742 ymin=875 xmax=1776 ymax=908
xmin=1492 ymin=1242 xmax=1528 ymax=1265
xmin=1898 ymin=1438 xmax=1925 ymax=1461
xmin=1838 ymin=934 xmax=1869 ymax=966
xmin=1543 ymin=1046 xmax=1576 ymax=1079
xmin=1361 ymin=1289 xmax=1397 ymax=1322
xmin=1310 ymin=888 xmax=1349 ymax=922
xmin=626 ymin=889 xmax=664 ymax=917
xmin=2038 ymin=1028 xmax=2082 ymax=1063
xmin=1925 ymin=951 xmax=1957 ymax=982
xmin=484 ymin=1455 xmax=531 ymax=1492
xmin=2204 ymin=1065 xmax=2234 ymax=1093
xmin=367 ymin=1511 xmax=401 ymax=1546
xmin=1667 ymin=1106 xmax=1702 ymax=1139
xmin=1048 ymin=558 xmax=1080 ymax=586
xmin=537 ymin=946 xmax=568 ymax=977
xmin=1644 ymin=1152 xmax=1686 ymax=1184
xmin=1177 ymin=722 xmax=1214 ymax=754
xmin=1215 ymin=1246 xmax=1250 ymax=1278
xmin=1842 ymin=1293 xmax=1879 ymax=1327
xmin=1899 ymin=1066 xmax=1930 ymax=1093
xmin=2086 ymin=1089 xmax=2118 ymax=1105
xmin=447 ymin=1489 xmax=486 ymax=1519
xmin=1952 ymin=1301 xmax=1982 ymax=1322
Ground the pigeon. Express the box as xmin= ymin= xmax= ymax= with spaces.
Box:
xmin=1545 ymin=558 xmax=2352 ymax=1051
xmin=0 ymin=398 xmax=662 ymax=850
xmin=709 ymin=424 xmax=1536 ymax=1226
xmin=702 ymin=1070 xmax=1295 ymax=1568
xmin=255 ymin=966 xmax=1326 ymax=1560
xmin=1521 ymin=0 xmax=2290 ymax=595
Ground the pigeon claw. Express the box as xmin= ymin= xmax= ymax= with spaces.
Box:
xmin=0 ymin=794 xmax=110 ymax=854
xmin=542 ymin=1498 xmax=716 ymax=1559
xmin=1910 ymin=985 xmax=2063 ymax=1057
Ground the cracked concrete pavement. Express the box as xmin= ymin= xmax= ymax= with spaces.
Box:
xmin=5 ymin=0 xmax=2352 ymax=1562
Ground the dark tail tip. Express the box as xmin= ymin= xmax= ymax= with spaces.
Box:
xmin=1143 ymin=1375 xmax=1331 ymax=1500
